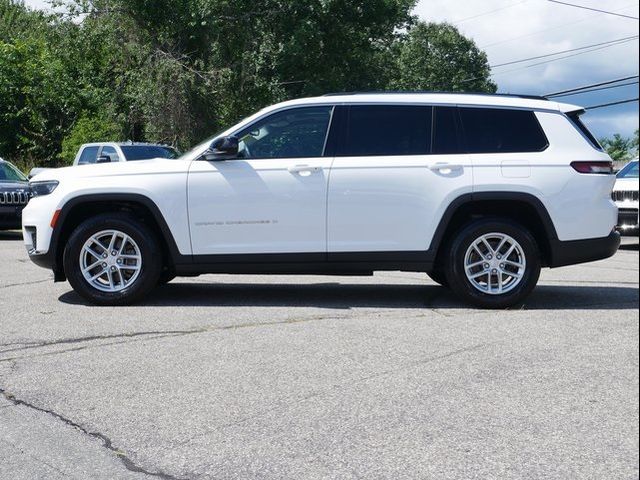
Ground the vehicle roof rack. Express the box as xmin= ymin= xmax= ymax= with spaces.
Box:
xmin=322 ymin=91 xmax=549 ymax=101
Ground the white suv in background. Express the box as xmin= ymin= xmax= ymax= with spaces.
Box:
xmin=22 ymin=92 xmax=620 ymax=308
xmin=612 ymin=158 xmax=639 ymax=235
xmin=28 ymin=142 xmax=180 ymax=178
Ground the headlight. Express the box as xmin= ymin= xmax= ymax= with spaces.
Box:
xmin=30 ymin=180 xmax=59 ymax=197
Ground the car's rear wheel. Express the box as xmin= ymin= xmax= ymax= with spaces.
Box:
xmin=64 ymin=214 xmax=161 ymax=305
xmin=444 ymin=218 xmax=541 ymax=309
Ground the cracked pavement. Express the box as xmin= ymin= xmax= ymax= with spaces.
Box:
xmin=0 ymin=230 xmax=638 ymax=479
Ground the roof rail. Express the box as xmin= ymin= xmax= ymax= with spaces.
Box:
xmin=322 ymin=90 xmax=549 ymax=101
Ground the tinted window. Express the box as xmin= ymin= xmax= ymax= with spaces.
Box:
xmin=0 ymin=162 xmax=27 ymax=182
xmin=567 ymin=112 xmax=602 ymax=150
xmin=120 ymin=146 xmax=179 ymax=161
xmin=78 ymin=146 xmax=99 ymax=164
xmin=459 ymin=108 xmax=548 ymax=153
xmin=101 ymin=146 xmax=120 ymax=162
xmin=236 ymin=106 xmax=332 ymax=159
xmin=339 ymin=105 xmax=432 ymax=156
xmin=433 ymin=107 xmax=462 ymax=154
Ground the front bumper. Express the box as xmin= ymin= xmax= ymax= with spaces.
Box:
xmin=616 ymin=207 xmax=639 ymax=235
xmin=0 ymin=205 xmax=25 ymax=230
xmin=549 ymin=231 xmax=621 ymax=268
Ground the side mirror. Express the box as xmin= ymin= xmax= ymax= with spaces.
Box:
xmin=96 ymin=155 xmax=112 ymax=164
xmin=203 ymin=136 xmax=239 ymax=161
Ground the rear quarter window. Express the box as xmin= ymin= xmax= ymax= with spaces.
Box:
xmin=566 ymin=112 xmax=603 ymax=151
xmin=459 ymin=107 xmax=549 ymax=154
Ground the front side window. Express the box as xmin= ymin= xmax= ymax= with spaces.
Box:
xmin=236 ymin=106 xmax=333 ymax=159
xmin=0 ymin=162 xmax=27 ymax=182
xmin=338 ymin=105 xmax=432 ymax=157
xmin=77 ymin=146 xmax=99 ymax=165
xmin=459 ymin=107 xmax=548 ymax=154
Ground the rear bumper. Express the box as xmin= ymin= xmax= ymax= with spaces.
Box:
xmin=549 ymin=231 xmax=620 ymax=268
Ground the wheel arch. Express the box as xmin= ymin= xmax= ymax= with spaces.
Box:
xmin=50 ymin=193 xmax=185 ymax=281
xmin=430 ymin=192 xmax=559 ymax=267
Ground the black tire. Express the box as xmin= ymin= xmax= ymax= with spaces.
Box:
xmin=427 ymin=269 xmax=449 ymax=288
xmin=63 ymin=213 xmax=162 ymax=305
xmin=158 ymin=269 xmax=176 ymax=286
xmin=443 ymin=218 xmax=541 ymax=309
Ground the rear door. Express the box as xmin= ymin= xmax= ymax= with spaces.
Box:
xmin=327 ymin=104 xmax=473 ymax=255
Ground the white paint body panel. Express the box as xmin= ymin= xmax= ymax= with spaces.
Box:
xmin=472 ymin=111 xmax=617 ymax=241
xmin=327 ymin=154 xmax=472 ymax=252
xmin=188 ymin=158 xmax=331 ymax=254
xmin=23 ymin=159 xmax=191 ymax=254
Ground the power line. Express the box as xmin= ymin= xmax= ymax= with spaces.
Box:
xmin=547 ymin=0 xmax=639 ymax=20
xmin=545 ymin=75 xmax=640 ymax=96
xmin=484 ymin=38 xmax=638 ymax=80
xmin=481 ymin=2 xmax=639 ymax=49
xmin=550 ymin=80 xmax=639 ymax=98
xmin=462 ymin=37 xmax=637 ymax=83
xmin=586 ymin=98 xmax=639 ymax=110
xmin=452 ymin=0 xmax=528 ymax=25
xmin=491 ymin=35 xmax=639 ymax=68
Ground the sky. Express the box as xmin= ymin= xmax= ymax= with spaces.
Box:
xmin=22 ymin=0 xmax=640 ymax=139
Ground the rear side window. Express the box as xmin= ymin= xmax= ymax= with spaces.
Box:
xmin=567 ymin=112 xmax=602 ymax=150
xmin=459 ymin=108 xmax=548 ymax=154
xmin=433 ymin=107 xmax=463 ymax=154
xmin=77 ymin=146 xmax=99 ymax=165
xmin=101 ymin=146 xmax=121 ymax=162
xmin=338 ymin=105 xmax=432 ymax=156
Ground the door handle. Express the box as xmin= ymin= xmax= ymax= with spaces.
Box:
xmin=429 ymin=163 xmax=463 ymax=172
xmin=288 ymin=165 xmax=322 ymax=174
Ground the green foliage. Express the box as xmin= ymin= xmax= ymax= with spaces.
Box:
xmin=390 ymin=22 xmax=497 ymax=93
xmin=600 ymin=133 xmax=636 ymax=163
xmin=0 ymin=0 xmax=497 ymax=167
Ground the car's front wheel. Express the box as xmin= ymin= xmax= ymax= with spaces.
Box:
xmin=444 ymin=218 xmax=541 ymax=309
xmin=63 ymin=213 xmax=162 ymax=305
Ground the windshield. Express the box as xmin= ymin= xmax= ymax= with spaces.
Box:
xmin=0 ymin=161 xmax=27 ymax=182
xmin=120 ymin=145 xmax=180 ymax=161
xmin=617 ymin=161 xmax=639 ymax=179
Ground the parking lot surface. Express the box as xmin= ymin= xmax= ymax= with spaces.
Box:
xmin=0 ymin=231 xmax=638 ymax=480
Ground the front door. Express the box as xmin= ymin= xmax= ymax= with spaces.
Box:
xmin=188 ymin=106 xmax=334 ymax=255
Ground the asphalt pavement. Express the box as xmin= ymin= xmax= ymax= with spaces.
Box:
xmin=0 ymin=231 xmax=638 ymax=480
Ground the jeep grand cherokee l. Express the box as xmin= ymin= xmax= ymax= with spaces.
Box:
xmin=22 ymin=93 xmax=620 ymax=308
xmin=0 ymin=158 xmax=30 ymax=230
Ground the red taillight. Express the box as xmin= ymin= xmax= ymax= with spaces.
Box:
xmin=570 ymin=161 xmax=613 ymax=174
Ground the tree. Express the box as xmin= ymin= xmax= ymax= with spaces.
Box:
xmin=1 ymin=0 xmax=500 ymax=167
xmin=389 ymin=21 xmax=496 ymax=93
xmin=600 ymin=133 xmax=634 ymax=163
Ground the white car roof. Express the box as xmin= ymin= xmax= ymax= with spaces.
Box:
xmin=261 ymin=92 xmax=581 ymax=114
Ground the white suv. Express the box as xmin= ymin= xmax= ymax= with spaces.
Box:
xmin=22 ymin=93 xmax=620 ymax=308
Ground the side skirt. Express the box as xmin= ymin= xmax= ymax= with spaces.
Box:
xmin=173 ymin=251 xmax=434 ymax=276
